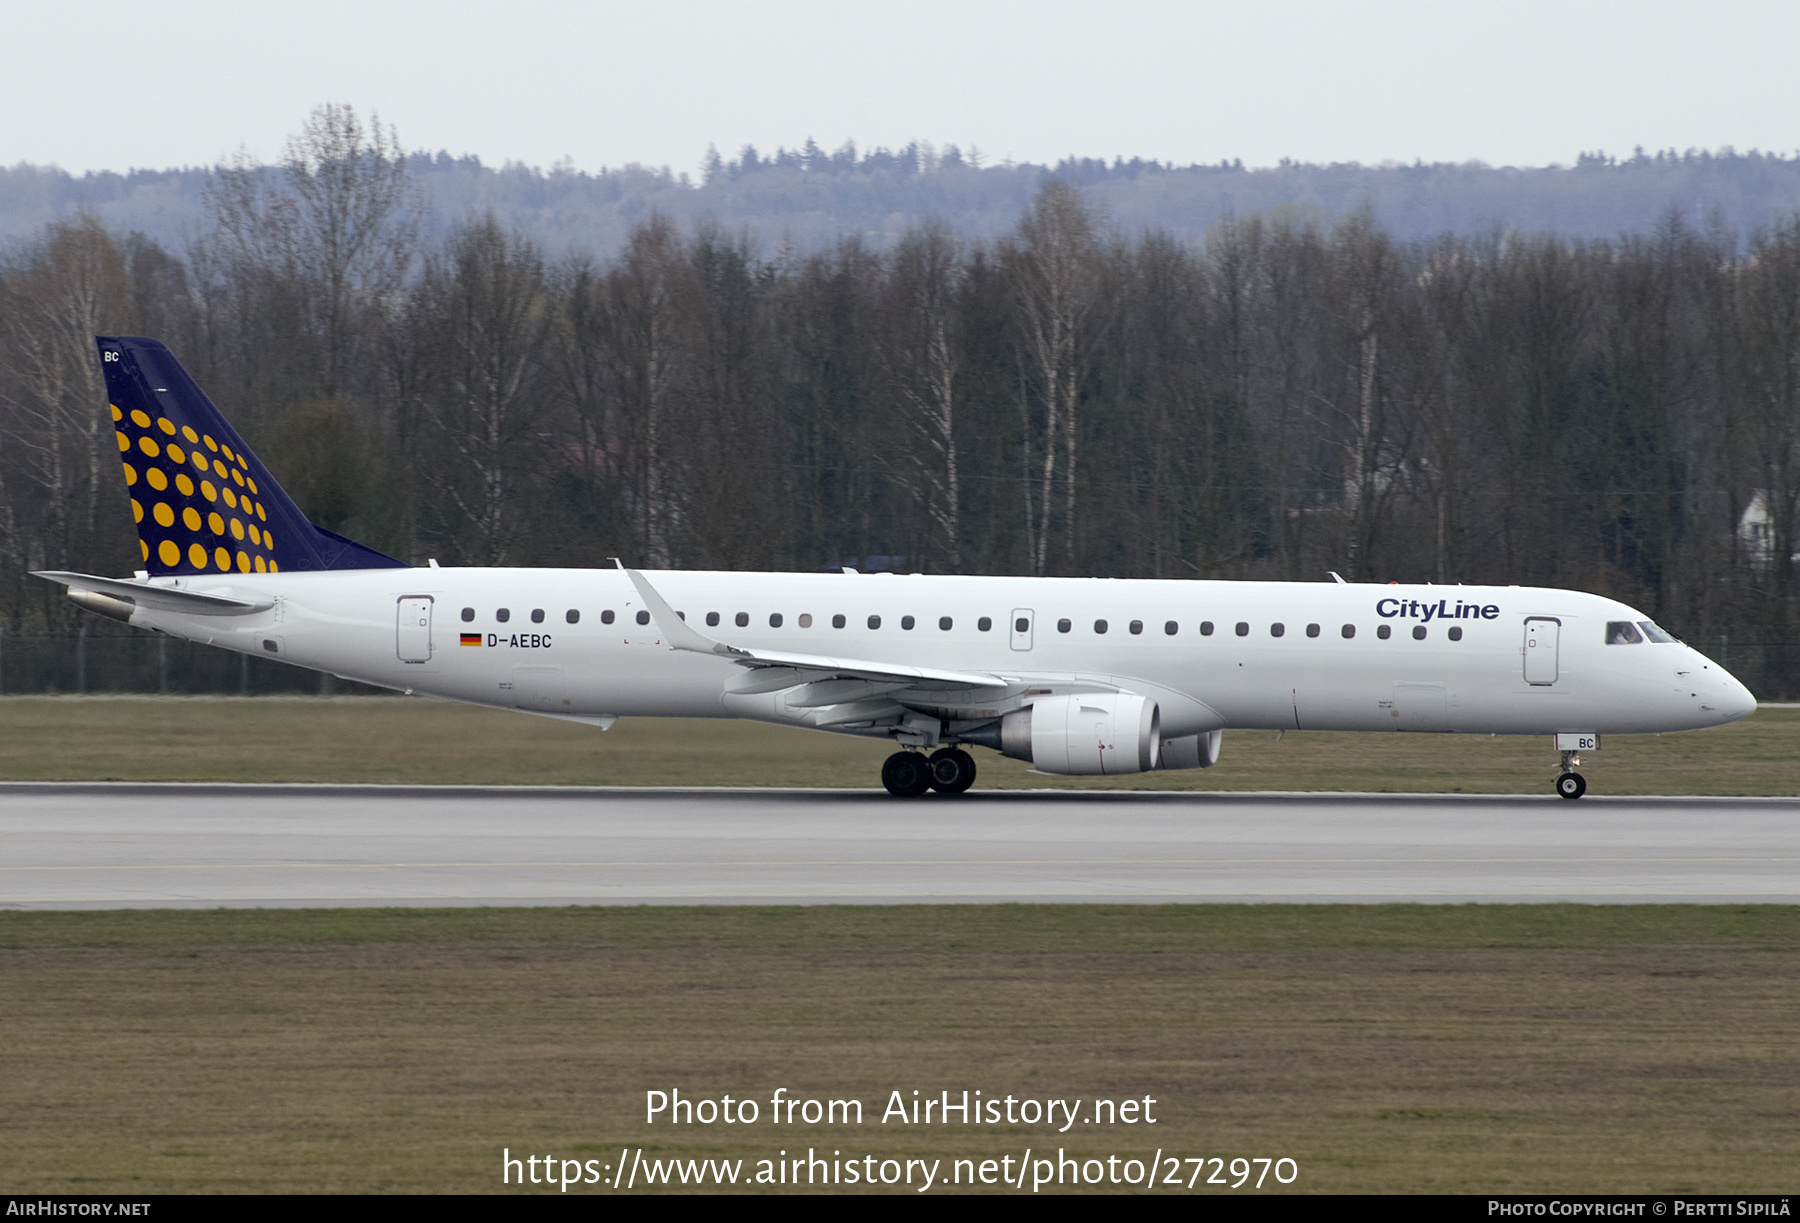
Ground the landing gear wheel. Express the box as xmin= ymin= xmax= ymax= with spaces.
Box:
xmin=927 ymin=748 xmax=977 ymax=794
xmin=1555 ymin=771 xmax=1587 ymax=800
xmin=882 ymin=751 xmax=932 ymax=797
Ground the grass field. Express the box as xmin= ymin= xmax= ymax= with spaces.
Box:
xmin=0 ymin=905 xmax=1795 ymax=1194
xmin=0 ymin=696 xmax=1795 ymax=793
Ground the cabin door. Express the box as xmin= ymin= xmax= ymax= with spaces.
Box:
xmin=1523 ymin=617 xmax=1560 ymax=685
xmin=1010 ymin=608 xmax=1035 ymax=651
xmin=397 ymin=596 xmax=433 ymax=663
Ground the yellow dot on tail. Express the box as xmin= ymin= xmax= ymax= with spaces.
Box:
xmin=214 ymin=547 xmax=230 ymax=570
xmin=167 ymin=444 xmax=185 ymax=464
xmin=236 ymin=453 xmax=247 ymax=469
xmin=208 ymin=512 xmax=225 ymax=535
xmin=248 ymin=524 xmax=261 ymax=545
xmin=153 ymin=502 xmax=174 ymax=527
xmin=192 ymin=451 xmax=209 ymax=472
xmin=256 ymin=504 xmax=266 ymax=521
xmin=110 ymin=405 xmax=123 ymax=422
xmin=188 ymin=543 xmax=207 ymax=568
xmin=146 ymin=468 xmax=168 ymax=491
xmin=203 ymin=435 xmax=217 ymax=452
xmin=236 ymin=551 xmax=250 ymax=572
xmin=213 ymin=459 xmax=227 ymax=477
xmin=131 ymin=499 xmax=143 ymax=522
xmin=223 ymin=488 xmax=237 ymax=509
xmin=221 ymin=444 xmax=234 ymax=461
xmin=247 ymin=477 xmax=258 ymax=494
xmin=201 ymin=480 xmax=217 ymax=502
xmin=138 ymin=436 xmax=159 ymax=457
xmin=263 ymin=531 xmax=274 ymax=551
xmin=140 ymin=540 xmax=149 ymax=560
xmin=182 ymin=507 xmax=201 ymax=530
xmin=175 ymin=473 xmax=194 ymax=496
xmin=130 ymin=409 xmax=150 ymax=428
xmin=254 ymin=555 xmax=267 ymax=572
xmin=230 ymin=468 xmax=244 ymax=487
xmin=157 ymin=417 xmax=176 ymax=435
xmin=122 ymin=463 xmax=137 ymax=485
xmin=230 ymin=518 xmax=245 ymax=540
xmin=268 ymin=561 xmax=279 ymax=573
xmin=182 ymin=426 xmax=198 ymax=443
xmin=116 ymin=431 xmax=129 ymax=452
xmin=159 ymin=540 xmax=179 ymax=566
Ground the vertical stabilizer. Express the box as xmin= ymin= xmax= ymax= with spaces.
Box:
xmin=99 ymin=335 xmax=406 ymax=575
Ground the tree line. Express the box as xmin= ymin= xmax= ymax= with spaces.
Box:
xmin=3 ymin=106 xmax=1799 ymax=695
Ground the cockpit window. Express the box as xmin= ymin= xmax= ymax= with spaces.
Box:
xmin=1606 ymin=621 xmax=1643 ymax=644
xmin=1638 ymin=621 xmax=1677 ymax=643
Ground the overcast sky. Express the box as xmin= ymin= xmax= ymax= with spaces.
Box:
xmin=8 ymin=0 xmax=1798 ymax=175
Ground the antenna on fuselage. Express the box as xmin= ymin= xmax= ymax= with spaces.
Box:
xmin=1328 ymin=571 xmax=1347 ymax=584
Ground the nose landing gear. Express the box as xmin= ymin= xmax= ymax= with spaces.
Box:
xmin=881 ymin=747 xmax=978 ymax=796
xmin=1555 ymin=749 xmax=1586 ymax=800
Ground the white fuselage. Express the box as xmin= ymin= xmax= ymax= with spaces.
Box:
xmin=118 ymin=568 xmax=1758 ymax=742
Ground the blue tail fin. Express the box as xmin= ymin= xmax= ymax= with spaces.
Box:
xmin=99 ymin=335 xmax=406 ymax=575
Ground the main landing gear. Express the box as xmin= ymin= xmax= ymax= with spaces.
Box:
xmin=881 ymin=748 xmax=977 ymax=797
xmin=1555 ymin=749 xmax=1587 ymax=800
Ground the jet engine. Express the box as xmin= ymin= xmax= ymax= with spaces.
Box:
xmin=964 ymin=693 xmax=1161 ymax=775
xmin=1156 ymin=729 xmax=1222 ymax=770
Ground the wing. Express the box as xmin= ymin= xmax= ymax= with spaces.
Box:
xmin=624 ymin=568 xmax=1009 ymax=691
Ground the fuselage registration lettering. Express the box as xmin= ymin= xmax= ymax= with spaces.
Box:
xmin=1377 ymin=598 xmax=1499 ymax=622
xmin=487 ymin=633 xmax=552 ymax=649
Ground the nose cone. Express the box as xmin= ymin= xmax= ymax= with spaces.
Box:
xmin=1719 ymin=670 xmax=1758 ymax=723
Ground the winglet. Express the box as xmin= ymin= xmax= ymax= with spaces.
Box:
xmin=624 ymin=569 xmax=742 ymax=656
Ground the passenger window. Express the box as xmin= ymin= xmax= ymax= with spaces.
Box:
xmin=939 ymin=616 xmax=953 ymax=630
xmin=770 ymin=613 xmax=783 ymax=627
xmin=706 ymin=612 xmax=720 ymax=626
xmin=1057 ymin=619 xmax=1072 ymax=633
xmin=1200 ymin=621 xmax=1214 ymax=636
xmin=901 ymin=615 xmax=915 ymax=630
xmin=978 ymin=617 xmax=992 ymax=632
xmin=868 ymin=614 xmax=882 ymax=629
xmin=1412 ymin=625 xmax=1426 ymax=640
xmin=1164 ymin=621 xmax=1178 ymax=635
xmin=601 ymin=609 xmax=615 ymax=625
xmin=1606 ymin=621 xmax=1643 ymax=644
xmin=1235 ymin=622 xmax=1249 ymax=636
xmin=496 ymin=608 xmax=510 ymax=623
xmin=1015 ymin=617 xmax=1030 ymax=634
xmin=736 ymin=612 xmax=749 ymax=627
xmin=1306 ymin=623 xmax=1320 ymax=638
xmin=1448 ymin=626 xmax=1463 ymax=641
xmin=531 ymin=609 xmax=545 ymax=623
xmin=1377 ymin=624 xmax=1392 ymax=639
xmin=1341 ymin=624 xmax=1355 ymax=639
xmin=1094 ymin=619 xmax=1108 ymax=634
xmin=565 ymin=609 xmax=579 ymax=624
xmin=1270 ymin=623 xmax=1284 ymax=637
xmin=1129 ymin=620 xmax=1143 ymax=635
xmin=636 ymin=610 xmax=651 ymax=626
xmin=798 ymin=613 xmax=812 ymax=628
xmin=461 ymin=607 xmax=475 ymax=622
xmin=832 ymin=614 xmax=846 ymax=628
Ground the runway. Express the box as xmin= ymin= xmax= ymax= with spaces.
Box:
xmin=0 ymin=782 xmax=1793 ymax=908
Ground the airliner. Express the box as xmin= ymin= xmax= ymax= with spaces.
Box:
xmin=35 ymin=336 xmax=1757 ymax=798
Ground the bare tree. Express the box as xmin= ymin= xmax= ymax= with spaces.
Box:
xmin=882 ymin=221 xmax=964 ymax=570
xmin=1009 ymin=182 xmax=1100 ymax=573
xmin=206 ymin=103 xmax=420 ymax=398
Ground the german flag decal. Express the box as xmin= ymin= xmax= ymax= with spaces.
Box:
xmin=460 ymin=633 xmax=482 ymax=647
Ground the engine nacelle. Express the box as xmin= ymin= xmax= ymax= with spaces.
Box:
xmin=1156 ymin=729 xmax=1222 ymax=770
xmin=972 ymin=693 xmax=1161 ymax=775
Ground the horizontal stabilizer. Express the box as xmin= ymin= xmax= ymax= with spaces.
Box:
xmin=33 ymin=571 xmax=273 ymax=616
xmin=625 ymin=568 xmax=1008 ymax=690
